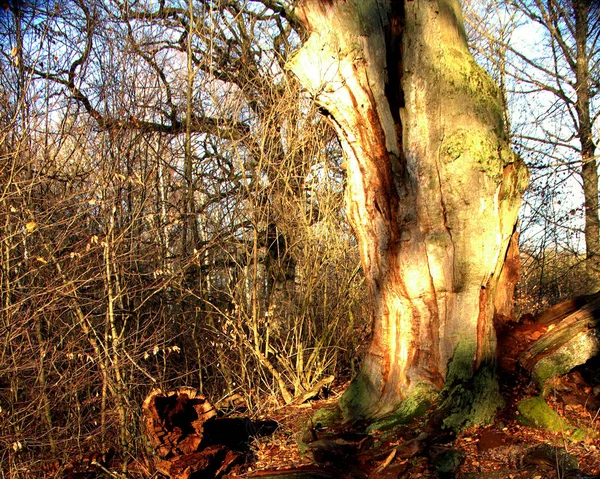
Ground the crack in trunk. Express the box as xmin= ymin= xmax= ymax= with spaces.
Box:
xmin=287 ymin=0 xmax=528 ymax=423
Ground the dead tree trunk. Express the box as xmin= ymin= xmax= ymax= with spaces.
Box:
xmin=142 ymin=388 xmax=227 ymax=478
xmin=287 ymin=0 xmax=528 ymax=424
xmin=143 ymin=387 xmax=217 ymax=459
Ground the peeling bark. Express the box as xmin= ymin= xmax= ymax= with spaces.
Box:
xmin=287 ymin=0 xmax=528 ymax=422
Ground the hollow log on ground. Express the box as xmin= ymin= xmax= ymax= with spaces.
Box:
xmin=142 ymin=388 xmax=278 ymax=479
xmin=142 ymin=388 xmax=239 ymax=479
xmin=142 ymin=387 xmax=217 ymax=459
xmin=517 ymin=292 xmax=600 ymax=390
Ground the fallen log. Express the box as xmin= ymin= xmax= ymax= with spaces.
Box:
xmin=142 ymin=388 xmax=278 ymax=479
xmin=533 ymin=290 xmax=600 ymax=326
xmin=142 ymin=387 xmax=217 ymax=459
xmin=518 ymin=292 xmax=600 ymax=390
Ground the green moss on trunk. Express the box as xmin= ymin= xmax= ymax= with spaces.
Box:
xmin=339 ymin=370 xmax=383 ymax=422
xmin=437 ymin=341 xmax=504 ymax=431
xmin=366 ymin=384 xmax=438 ymax=434
xmin=311 ymin=405 xmax=342 ymax=428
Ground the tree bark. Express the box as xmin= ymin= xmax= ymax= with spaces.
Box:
xmin=141 ymin=388 xmax=278 ymax=478
xmin=287 ymin=0 xmax=528 ymax=422
xmin=574 ymin=0 xmax=600 ymax=292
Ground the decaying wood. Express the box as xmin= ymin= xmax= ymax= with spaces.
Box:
xmin=520 ymin=444 xmax=579 ymax=474
xmin=142 ymin=388 xmax=277 ymax=479
xmin=518 ymin=293 xmax=600 ymax=387
xmin=167 ymin=446 xmax=228 ymax=479
xmin=534 ymin=290 xmax=600 ymax=326
xmin=493 ymin=232 xmax=522 ymax=327
xmin=143 ymin=387 xmax=217 ymax=459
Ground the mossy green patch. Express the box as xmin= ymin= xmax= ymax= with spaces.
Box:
xmin=444 ymin=340 xmax=477 ymax=386
xmin=311 ymin=405 xmax=341 ymax=429
xmin=438 ymin=341 xmax=504 ymax=431
xmin=532 ymin=332 xmax=600 ymax=394
xmin=440 ymin=128 xmax=507 ymax=180
xmin=297 ymin=405 xmax=342 ymax=454
xmin=517 ymin=396 xmax=572 ymax=432
xmin=533 ymin=356 xmax=570 ymax=393
xmin=431 ymin=449 xmax=465 ymax=476
xmin=366 ymin=383 xmax=437 ymax=434
xmin=569 ymin=428 xmax=591 ymax=442
xmin=465 ymin=365 xmax=505 ymax=427
xmin=438 ymin=39 xmax=519 ymax=184
xmin=339 ymin=369 xmax=382 ymax=422
xmin=568 ymin=427 xmax=597 ymax=442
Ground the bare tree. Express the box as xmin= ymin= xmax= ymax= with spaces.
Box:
xmin=1 ymin=0 xmax=366 ymax=473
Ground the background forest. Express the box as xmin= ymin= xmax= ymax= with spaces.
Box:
xmin=0 ymin=0 xmax=598 ymax=476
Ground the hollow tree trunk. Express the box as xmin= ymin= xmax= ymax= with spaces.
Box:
xmin=287 ymin=0 xmax=528 ymax=421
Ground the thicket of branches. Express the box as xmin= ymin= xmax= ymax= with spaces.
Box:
xmin=0 ymin=1 xmax=367 ymax=475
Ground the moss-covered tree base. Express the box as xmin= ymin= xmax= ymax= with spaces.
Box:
xmin=297 ymin=405 xmax=342 ymax=454
xmin=338 ymin=370 xmax=383 ymax=423
xmin=365 ymin=384 xmax=438 ymax=434
xmin=340 ymin=341 xmax=504 ymax=433
xmin=437 ymin=342 xmax=504 ymax=432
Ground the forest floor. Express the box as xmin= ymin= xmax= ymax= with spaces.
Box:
xmin=242 ymin=366 xmax=600 ymax=478
xmin=235 ymin=317 xmax=600 ymax=479
xmin=33 ymin=320 xmax=600 ymax=479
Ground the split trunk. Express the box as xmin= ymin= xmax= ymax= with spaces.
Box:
xmin=287 ymin=0 xmax=528 ymax=422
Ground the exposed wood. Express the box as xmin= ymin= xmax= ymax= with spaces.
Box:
xmin=502 ymin=292 xmax=600 ymax=391
xmin=141 ymin=388 xmax=278 ymax=478
xmin=167 ymin=446 xmax=229 ymax=479
xmin=519 ymin=295 xmax=600 ymax=370
xmin=493 ymin=231 xmax=522 ymax=327
xmin=533 ymin=290 xmax=600 ymax=326
xmin=142 ymin=387 xmax=217 ymax=459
